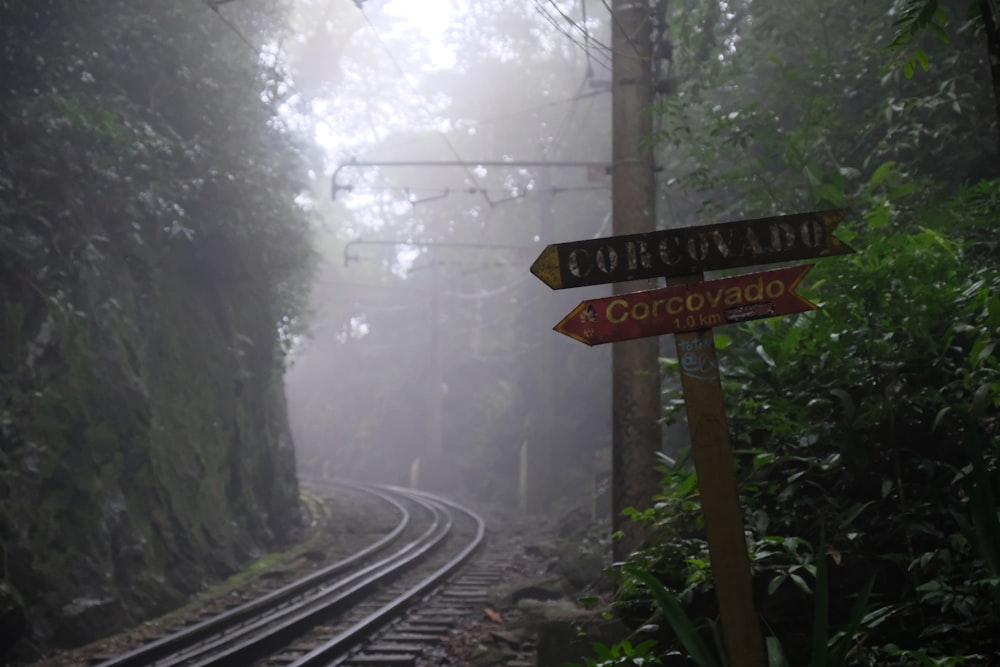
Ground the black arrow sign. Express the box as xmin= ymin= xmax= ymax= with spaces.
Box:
xmin=530 ymin=209 xmax=853 ymax=289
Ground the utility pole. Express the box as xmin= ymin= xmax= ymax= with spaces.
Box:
xmin=610 ymin=0 xmax=661 ymax=562
xmin=429 ymin=258 xmax=444 ymax=459
xmin=520 ymin=158 xmax=556 ymax=513
xmin=535 ymin=159 xmax=556 ymax=510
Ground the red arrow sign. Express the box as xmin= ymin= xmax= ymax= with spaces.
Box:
xmin=554 ymin=265 xmax=817 ymax=346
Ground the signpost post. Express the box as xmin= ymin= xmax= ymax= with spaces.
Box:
xmin=673 ymin=325 xmax=763 ymax=665
xmin=531 ymin=209 xmax=855 ymax=667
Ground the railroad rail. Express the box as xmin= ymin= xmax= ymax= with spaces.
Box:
xmin=90 ymin=482 xmax=486 ymax=667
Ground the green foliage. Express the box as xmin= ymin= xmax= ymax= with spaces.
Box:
xmin=284 ymin=0 xmax=615 ymax=508
xmin=583 ymin=556 xmax=883 ymax=667
xmin=0 ymin=0 xmax=314 ymax=659
xmin=641 ymin=0 xmax=1000 ymax=661
xmin=890 ymin=649 xmax=986 ymax=665
xmin=887 ymin=0 xmax=950 ymax=51
xmin=624 ymin=565 xmax=719 ymax=667
xmin=644 ymin=199 xmax=1000 ymax=661
xmin=722 ymin=194 xmax=1000 ymax=657
xmin=567 ymin=637 xmax=663 ymax=667
xmin=756 ymin=536 xmax=817 ymax=597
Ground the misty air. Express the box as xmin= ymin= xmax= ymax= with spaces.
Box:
xmin=2 ymin=1 xmax=999 ymax=666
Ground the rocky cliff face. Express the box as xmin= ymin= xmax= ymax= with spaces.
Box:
xmin=0 ymin=1 xmax=313 ymax=661
xmin=0 ymin=229 xmax=303 ymax=661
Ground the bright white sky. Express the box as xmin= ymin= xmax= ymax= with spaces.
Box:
xmin=382 ymin=0 xmax=460 ymax=70
xmin=309 ymin=0 xmax=461 ymax=152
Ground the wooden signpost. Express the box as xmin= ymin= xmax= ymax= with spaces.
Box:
xmin=532 ymin=209 xmax=855 ymax=667
xmin=531 ymin=208 xmax=850 ymax=289
xmin=553 ymin=264 xmax=817 ymax=346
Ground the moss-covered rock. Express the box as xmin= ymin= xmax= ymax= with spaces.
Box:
xmin=0 ymin=233 xmax=303 ymax=661
xmin=0 ymin=582 xmax=26 ymax=658
xmin=0 ymin=3 xmax=314 ymax=661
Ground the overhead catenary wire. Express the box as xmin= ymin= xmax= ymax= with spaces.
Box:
xmin=530 ymin=0 xmax=613 ymax=71
xmin=349 ymin=184 xmax=609 ymax=208
xmin=458 ymin=88 xmax=608 ymax=129
xmin=335 ymin=88 xmax=608 ymax=163
xmin=332 ymin=158 xmax=610 ymax=199
xmin=358 ymin=7 xmax=491 ymax=207
xmin=451 ymin=273 xmax=533 ymax=299
xmin=209 ymin=2 xmax=610 ymax=267
xmin=202 ymin=1 xmax=611 ymax=176
xmin=343 ymin=238 xmax=537 ymax=266
xmin=533 ymin=0 xmax=614 ymax=58
xmin=202 ymin=0 xmax=311 ymax=122
xmin=203 ymin=1 xmax=259 ymax=52
xmin=542 ymin=8 xmax=611 ymax=169
xmin=579 ymin=0 xmax=596 ymax=78
xmin=549 ymin=72 xmax=596 ymax=156
xmin=600 ymin=0 xmax=647 ymax=58
xmin=547 ymin=0 xmax=616 ymax=67
xmin=205 ymin=2 xmax=604 ymax=373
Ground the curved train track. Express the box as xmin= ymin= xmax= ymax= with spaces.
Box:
xmin=88 ymin=481 xmax=487 ymax=667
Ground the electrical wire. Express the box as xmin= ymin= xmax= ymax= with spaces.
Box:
xmin=359 ymin=7 xmax=492 ymax=208
xmin=206 ymin=0 xmax=611 ymax=214
xmin=205 ymin=0 xmax=490 ymax=213
xmin=547 ymin=0 xmax=615 ymax=58
xmin=451 ymin=273 xmax=532 ymax=299
xmin=201 ymin=1 xmax=611 ymax=162
xmin=579 ymin=0 xmax=596 ymax=78
xmin=530 ymin=0 xmax=614 ymax=71
xmin=352 ymin=183 xmax=608 ymax=202
xmin=337 ymin=88 xmax=608 ymax=162
xmin=600 ymin=0 xmax=647 ymax=59
xmin=202 ymin=0 xmax=307 ymax=117
xmin=532 ymin=0 xmax=614 ymax=60
xmin=203 ymin=0 xmax=258 ymax=52
xmin=462 ymin=89 xmax=608 ymax=128
xmin=549 ymin=73 xmax=593 ymax=156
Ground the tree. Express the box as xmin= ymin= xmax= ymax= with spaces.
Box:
xmin=284 ymin=0 xmax=617 ymax=509
xmin=0 ymin=0 xmax=314 ymax=659
xmin=603 ymin=0 xmax=1000 ymax=663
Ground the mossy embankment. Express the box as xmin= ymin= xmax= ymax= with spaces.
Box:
xmin=0 ymin=225 xmax=303 ymax=660
xmin=0 ymin=3 xmax=315 ymax=660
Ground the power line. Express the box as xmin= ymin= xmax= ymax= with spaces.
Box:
xmin=547 ymin=0 xmax=615 ymax=65
xmin=349 ymin=184 xmax=609 ymax=212
xmin=601 ymin=0 xmax=646 ymax=58
xmin=579 ymin=0 xmax=596 ymax=78
xmin=463 ymin=89 xmax=608 ymax=127
xmin=202 ymin=1 xmax=612 ymax=165
xmin=203 ymin=0 xmax=258 ymax=52
xmin=337 ymin=88 xmax=609 ymax=162
xmin=202 ymin=0 xmax=306 ymax=117
xmin=549 ymin=73 xmax=594 ymax=155
xmin=358 ymin=7 xmax=491 ymax=207
xmin=343 ymin=238 xmax=537 ymax=266
xmin=534 ymin=0 xmax=614 ymax=59
xmin=530 ymin=0 xmax=614 ymax=71
xmin=332 ymin=158 xmax=610 ymax=199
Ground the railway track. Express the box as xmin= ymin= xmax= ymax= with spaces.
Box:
xmin=87 ymin=482 xmax=487 ymax=667
xmin=326 ymin=553 xmax=526 ymax=667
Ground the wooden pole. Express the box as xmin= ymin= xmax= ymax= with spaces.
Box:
xmin=519 ymin=441 xmax=529 ymax=514
xmin=610 ymin=0 xmax=662 ymax=563
xmin=536 ymin=160 xmax=556 ymax=510
xmin=429 ymin=259 xmax=443 ymax=456
xmin=409 ymin=457 xmax=420 ymax=489
xmin=674 ymin=328 xmax=765 ymax=667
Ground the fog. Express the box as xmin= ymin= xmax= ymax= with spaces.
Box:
xmin=283 ymin=0 xmax=616 ymax=511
